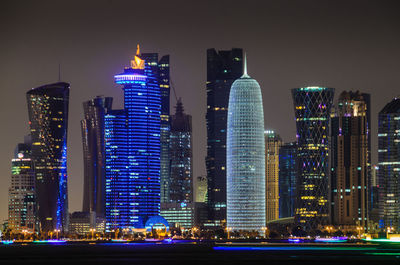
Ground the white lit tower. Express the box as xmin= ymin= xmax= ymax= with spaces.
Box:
xmin=227 ymin=55 xmax=266 ymax=232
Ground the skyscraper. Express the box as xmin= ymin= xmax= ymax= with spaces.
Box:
xmin=81 ymin=96 xmax=113 ymax=218
xmin=141 ymin=53 xmax=171 ymax=204
xmin=168 ymin=99 xmax=193 ymax=203
xmin=279 ymin=142 xmax=297 ymax=218
xmin=8 ymin=136 xmax=37 ymax=233
xmin=105 ymin=46 xmax=161 ymax=230
xmin=292 ymin=87 xmax=334 ymax=230
xmin=206 ymin=48 xmax=243 ymax=227
xmin=227 ymin=57 xmax=265 ymax=232
xmin=331 ymin=91 xmax=369 ymax=227
xmin=27 ymin=82 xmax=69 ymax=233
xmin=378 ymin=97 xmax=400 ymax=230
xmin=161 ymin=99 xmax=195 ymax=228
xmin=265 ymin=130 xmax=281 ymax=222
xmin=104 ymin=109 xmax=127 ymax=229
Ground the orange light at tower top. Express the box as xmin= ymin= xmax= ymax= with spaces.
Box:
xmin=130 ymin=44 xmax=145 ymax=69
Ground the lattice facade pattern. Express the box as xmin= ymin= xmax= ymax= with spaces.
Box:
xmin=292 ymin=87 xmax=334 ymax=230
xmin=227 ymin=75 xmax=265 ymax=232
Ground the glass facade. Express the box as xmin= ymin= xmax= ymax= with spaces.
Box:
xmin=105 ymin=47 xmax=161 ymax=230
xmin=160 ymin=203 xmax=195 ymax=228
xmin=206 ymin=48 xmax=243 ymax=227
xmin=105 ymin=110 xmax=127 ymax=229
xmin=81 ymin=96 xmax=113 ymax=218
xmin=161 ymin=99 xmax=193 ymax=227
xmin=8 ymin=137 xmax=37 ymax=233
xmin=227 ymin=68 xmax=265 ymax=232
xmin=68 ymin=211 xmax=106 ymax=236
xmin=279 ymin=142 xmax=297 ymax=218
xmin=26 ymin=82 xmax=69 ymax=232
xmin=291 ymin=87 xmax=334 ymax=230
xmin=378 ymin=97 xmax=400 ymax=230
xmin=141 ymin=54 xmax=171 ymax=203
xmin=168 ymin=99 xmax=193 ymax=203
xmin=331 ymin=91 xmax=369 ymax=227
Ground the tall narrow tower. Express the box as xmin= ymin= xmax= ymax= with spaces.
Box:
xmin=206 ymin=48 xmax=243 ymax=227
xmin=141 ymin=53 xmax=171 ymax=203
xmin=81 ymin=96 xmax=113 ymax=218
xmin=292 ymin=87 xmax=334 ymax=231
xmin=8 ymin=136 xmax=37 ymax=233
xmin=27 ymin=82 xmax=70 ymax=232
xmin=169 ymin=99 xmax=193 ymax=203
xmin=105 ymin=45 xmax=161 ymax=230
xmin=378 ymin=97 xmax=400 ymax=230
xmin=279 ymin=142 xmax=297 ymax=218
xmin=331 ymin=91 xmax=369 ymax=227
xmin=265 ymin=130 xmax=281 ymax=222
xmin=227 ymin=55 xmax=266 ymax=232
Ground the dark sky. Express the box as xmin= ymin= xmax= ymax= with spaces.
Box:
xmin=1 ymin=0 xmax=399 ymax=222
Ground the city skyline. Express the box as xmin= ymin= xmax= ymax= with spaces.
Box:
xmin=1 ymin=0 xmax=400 ymax=223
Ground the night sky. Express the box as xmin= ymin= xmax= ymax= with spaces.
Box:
xmin=1 ymin=0 xmax=399 ymax=222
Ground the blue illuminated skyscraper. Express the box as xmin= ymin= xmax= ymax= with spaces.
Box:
xmin=292 ymin=87 xmax=334 ymax=230
xmin=105 ymin=45 xmax=161 ymax=230
xmin=227 ymin=57 xmax=265 ymax=232
xmin=378 ymin=97 xmax=400 ymax=230
xmin=140 ymin=53 xmax=171 ymax=203
xmin=27 ymin=82 xmax=69 ymax=232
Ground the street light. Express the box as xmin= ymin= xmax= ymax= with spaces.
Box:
xmin=89 ymin=228 xmax=96 ymax=240
xmin=192 ymin=227 xmax=198 ymax=238
xmin=324 ymin=226 xmax=334 ymax=236
xmin=22 ymin=229 xmax=28 ymax=241
xmin=261 ymin=227 xmax=267 ymax=239
xmin=115 ymin=228 xmax=119 ymax=239
xmin=387 ymin=226 xmax=393 ymax=239
xmin=226 ymin=227 xmax=232 ymax=239
xmin=356 ymin=226 xmax=362 ymax=238
xmin=54 ymin=229 xmax=60 ymax=240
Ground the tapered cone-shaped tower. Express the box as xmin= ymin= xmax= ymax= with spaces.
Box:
xmin=227 ymin=54 xmax=266 ymax=233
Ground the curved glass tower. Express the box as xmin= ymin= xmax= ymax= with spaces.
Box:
xmin=227 ymin=58 xmax=265 ymax=232
xmin=81 ymin=96 xmax=113 ymax=218
xmin=27 ymin=82 xmax=69 ymax=232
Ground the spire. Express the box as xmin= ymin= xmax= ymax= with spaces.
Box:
xmin=175 ymin=97 xmax=184 ymax=116
xmin=136 ymin=44 xmax=140 ymax=56
xmin=130 ymin=44 xmax=145 ymax=69
xmin=242 ymin=52 xmax=249 ymax=78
